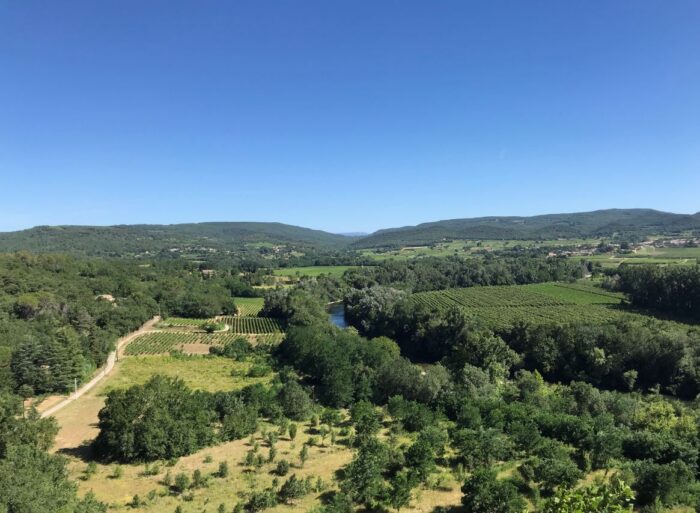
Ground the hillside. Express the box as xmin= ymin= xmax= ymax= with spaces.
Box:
xmin=353 ymin=209 xmax=700 ymax=248
xmin=0 ymin=222 xmax=355 ymax=256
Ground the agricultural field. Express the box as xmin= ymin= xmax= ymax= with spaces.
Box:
xmin=235 ymin=296 xmax=265 ymax=316
xmin=360 ymin=238 xmax=604 ymax=261
xmin=125 ymin=331 xmax=284 ymax=355
xmin=272 ymin=265 xmax=359 ymax=278
xmin=407 ymin=282 xmax=639 ymax=330
xmin=159 ymin=317 xmax=209 ymax=327
xmin=220 ymin=316 xmax=283 ymax=334
xmin=103 ymin=355 xmax=272 ymax=393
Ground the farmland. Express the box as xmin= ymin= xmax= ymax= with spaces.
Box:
xmin=219 ymin=316 xmax=283 ymax=334
xmin=235 ymin=296 xmax=265 ymax=315
xmin=103 ymin=355 xmax=273 ymax=393
xmin=272 ymin=265 xmax=358 ymax=278
xmin=125 ymin=331 xmax=284 ymax=355
xmin=407 ymin=282 xmax=638 ymax=330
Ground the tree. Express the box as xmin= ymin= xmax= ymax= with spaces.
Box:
xmin=387 ymin=471 xmax=414 ymax=512
xmin=299 ymin=445 xmax=309 ymax=467
xmin=278 ymin=474 xmax=308 ymax=504
xmin=341 ymin=437 xmax=388 ymax=509
xmin=543 ymin=477 xmax=634 ymax=513
xmin=461 ymin=467 xmax=526 ymax=513
xmin=275 ymin=459 xmax=290 ymax=476
xmin=350 ymin=401 xmax=381 ymax=443
xmin=173 ymin=472 xmax=190 ymax=493
xmin=221 ymin=401 xmax=258 ymax=441
xmin=277 ymin=381 xmax=313 ymax=421
xmin=95 ymin=376 xmax=214 ymax=461
xmin=0 ymin=445 xmax=84 ymax=513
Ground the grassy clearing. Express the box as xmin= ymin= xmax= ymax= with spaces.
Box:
xmin=103 ymin=355 xmax=272 ymax=394
xmin=69 ymin=416 xmax=464 ymax=513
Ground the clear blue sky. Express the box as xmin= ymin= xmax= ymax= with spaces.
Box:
xmin=1 ymin=1 xmax=699 ymax=233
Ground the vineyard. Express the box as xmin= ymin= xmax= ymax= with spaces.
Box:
xmin=160 ymin=317 xmax=209 ymax=327
xmin=234 ymin=297 xmax=264 ymax=316
xmin=408 ymin=283 xmax=635 ymax=330
xmin=218 ymin=316 xmax=282 ymax=334
xmin=124 ymin=331 xmax=285 ymax=355
xmin=522 ymin=282 xmax=624 ymax=305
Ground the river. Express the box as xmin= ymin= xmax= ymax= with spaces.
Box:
xmin=327 ymin=302 xmax=348 ymax=328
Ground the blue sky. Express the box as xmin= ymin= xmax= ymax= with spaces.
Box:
xmin=1 ymin=1 xmax=699 ymax=233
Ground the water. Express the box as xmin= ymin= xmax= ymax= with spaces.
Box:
xmin=328 ymin=302 xmax=348 ymax=328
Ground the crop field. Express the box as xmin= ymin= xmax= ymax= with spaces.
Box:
xmin=125 ymin=331 xmax=284 ymax=355
xmin=219 ymin=316 xmax=282 ymax=333
xmin=407 ymin=283 xmax=636 ymax=330
xmin=160 ymin=317 xmax=208 ymax=327
xmin=234 ymin=296 xmax=265 ymax=316
xmin=103 ymin=355 xmax=272 ymax=393
xmin=523 ymin=282 xmax=624 ymax=304
xmin=125 ymin=332 xmax=241 ymax=355
xmin=272 ymin=265 xmax=359 ymax=277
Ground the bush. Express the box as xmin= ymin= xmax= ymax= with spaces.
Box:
xmin=276 ymin=460 xmax=290 ymax=476
xmin=278 ymin=474 xmax=308 ymax=504
xmin=277 ymin=381 xmax=313 ymax=421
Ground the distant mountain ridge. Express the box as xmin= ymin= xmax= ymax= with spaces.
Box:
xmin=0 ymin=222 xmax=356 ymax=256
xmin=353 ymin=209 xmax=700 ymax=248
xmin=1 ymin=209 xmax=698 ymax=255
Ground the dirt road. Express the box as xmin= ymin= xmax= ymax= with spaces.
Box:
xmin=40 ymin=316 xmax=160 ymax=419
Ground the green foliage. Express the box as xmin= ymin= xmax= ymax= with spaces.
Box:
xmin=95 ymin=375 xmax=215 ymax=461
xmin=543 ymin=477 xmax=634 ymax=513
xmin=275 ymin=459 xmax=290 ymax=476
xmin=278 ymin=474 xmax=308 ymax=504
xmin=341 ymin=437 xmax=388 ymax=509
xmin=220 ymin=401 xmax=258 ymax=441
xmin=277 ymin=380 xmax=313 ymax=420
xmin=461 ymin=467 xmax=527 ymax=513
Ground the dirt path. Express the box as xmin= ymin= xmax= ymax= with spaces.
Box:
xmin=39 ymin=316 xmax=160 ymax=419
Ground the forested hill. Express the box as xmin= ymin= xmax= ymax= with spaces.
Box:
xmin=0 ymin=222 xmax=356 ymax=256
xmin=354 ymin=209 xmax=700 ymax=248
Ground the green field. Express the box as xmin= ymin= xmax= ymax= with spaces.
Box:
xmin=219 ymin=316 xmax=282 ymax=334
xmin=105 ymin=355 xmax=271 ymax=393
xmin=407 ymin=282 xmax=639 ymax=330
xmin=160 ymin=317 xmax=209 ymax=327
xmin=234 ymin=296 xmax=265 ymax=316
xmin=360 ymin=238 xmax=603 ymax=261
xmin=272 ymin=265 xmax=359 ymax=277
xmin=126 ymin=331 xmax=284 ymax=355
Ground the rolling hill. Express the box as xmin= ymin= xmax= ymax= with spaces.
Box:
xmin=0 ymin=222 xmax=356 ymax=256
xmin=353 ymin=209 xmax=700 ymax=248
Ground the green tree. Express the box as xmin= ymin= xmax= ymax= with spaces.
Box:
xmin=543 ymin=477 xmax=634 ymax=513
xmin=341 ymin=437 xmax=388 ymax=509
xmin=461 ymin=467 xmax=526 ymax=513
